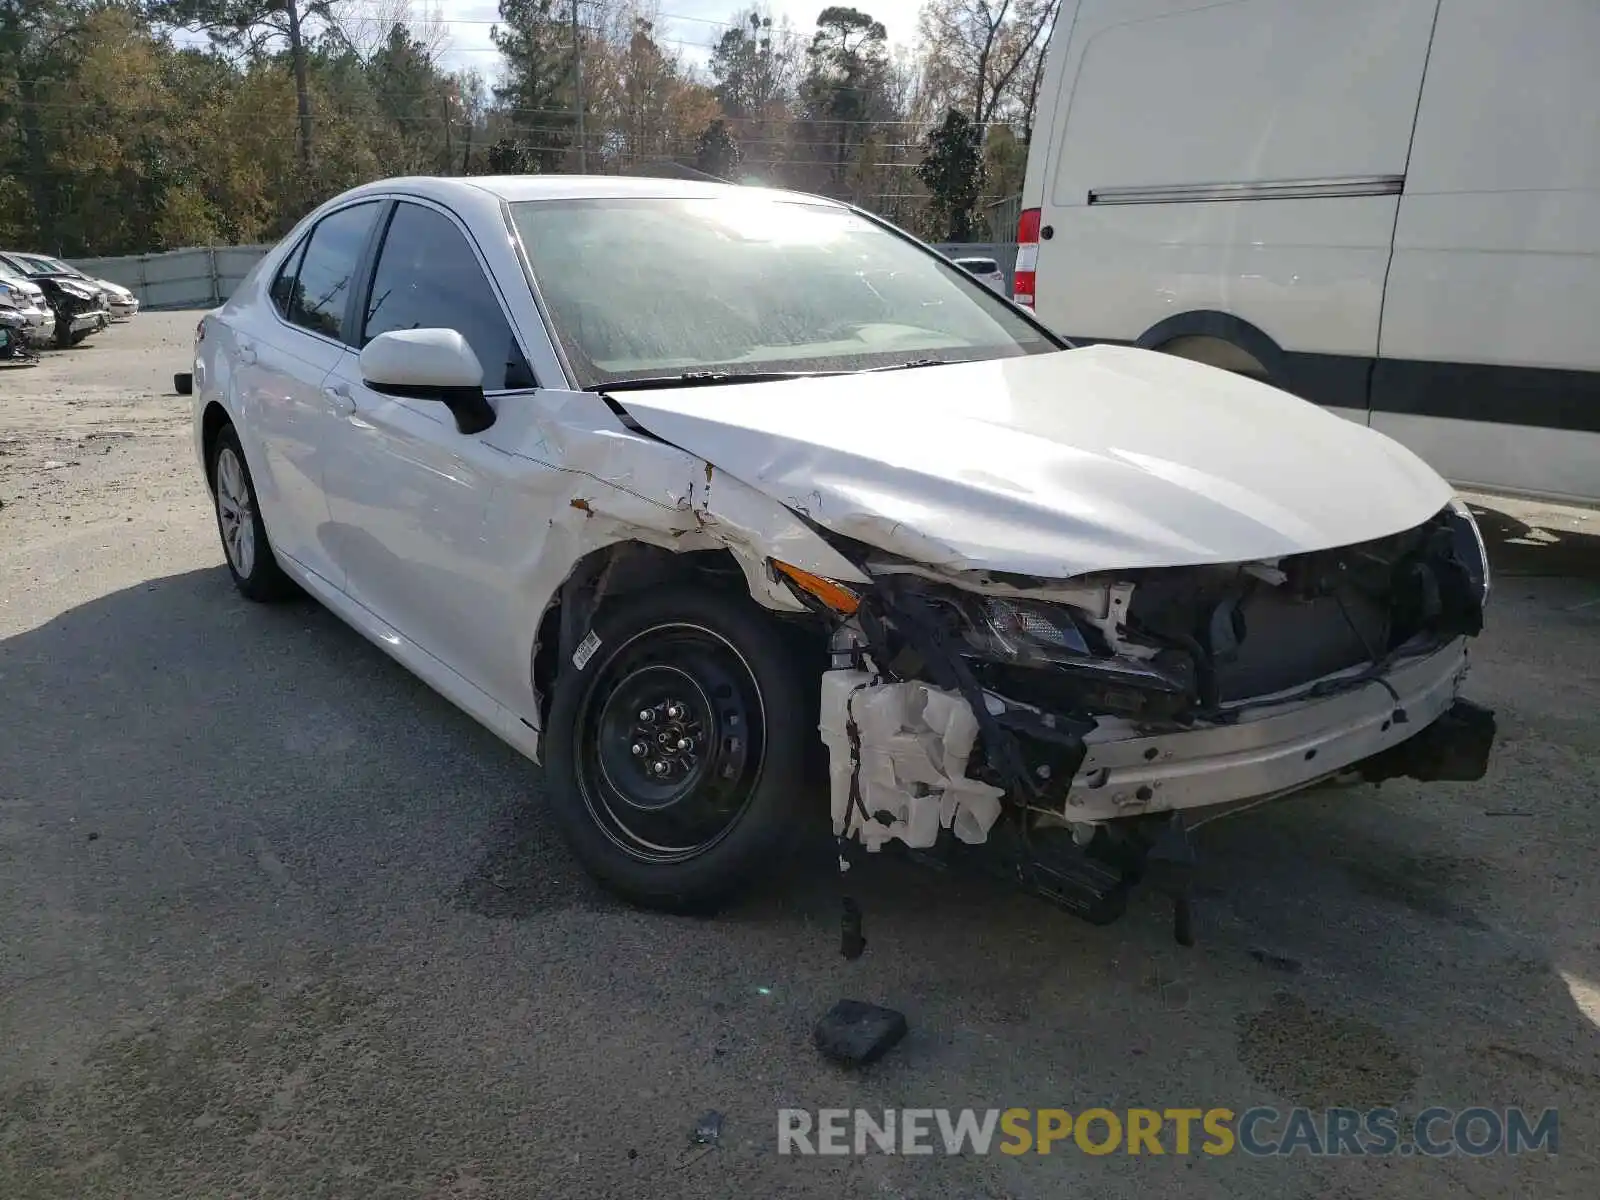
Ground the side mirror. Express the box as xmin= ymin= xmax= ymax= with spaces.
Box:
xmin=359 ymin=328 xmax=496 ymax=434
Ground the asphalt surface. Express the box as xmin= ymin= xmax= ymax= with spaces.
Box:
xmin=2 ymin=312 xmax=1597 ymax=1198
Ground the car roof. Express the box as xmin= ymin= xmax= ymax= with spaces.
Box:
xmin=328 ymin=174 xmax=846 ymax=210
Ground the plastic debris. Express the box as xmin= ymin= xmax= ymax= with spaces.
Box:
xmin=813 ymin=999 xmax=908 ymax=1067
xmin=818 ymin=671 xmax=1005 ymax=853
xmin=691 ymin=1111 xmax=723 ymax=1146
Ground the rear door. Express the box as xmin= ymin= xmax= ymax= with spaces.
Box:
xmin=238 ymin=199 xmax=384 ymax=589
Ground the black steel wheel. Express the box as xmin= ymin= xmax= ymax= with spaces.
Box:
xmin=543 ymin=585 xmax=811 ymax=911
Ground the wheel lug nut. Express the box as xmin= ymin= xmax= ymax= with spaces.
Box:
xmin=676 ymin=737 xmax=691 ymax=750
xmin=638 ymin=709 xmax=654 ymax=723
xmin=666 ymin=703 xmax=685 ymax=720
xmin=631 ymin=742 xmax=647 ymax=757
xmin=652 ymin=760 xmax=669 ymax=776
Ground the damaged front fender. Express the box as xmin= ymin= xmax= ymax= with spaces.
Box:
xmin=472 ymin=387 xmax=866 ymax=741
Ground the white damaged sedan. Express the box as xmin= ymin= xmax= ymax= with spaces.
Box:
xmin=191 ymin=175 xmax=1495 ymax=926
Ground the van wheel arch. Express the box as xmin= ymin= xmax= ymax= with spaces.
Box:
xmin=1136 ymin=311 xmax=1285 ymax=383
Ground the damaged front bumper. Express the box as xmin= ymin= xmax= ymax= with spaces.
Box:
xmin=1068 ymin=636 xmax=1481 ymax=824
xmin=820 ymin=635 xmax=1491 ymax=847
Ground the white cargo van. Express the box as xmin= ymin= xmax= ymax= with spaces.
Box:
xmin=1017 ymin=0 xmax=1599 ymax=504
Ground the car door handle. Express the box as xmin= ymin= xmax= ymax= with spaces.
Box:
xmin=236 ymin=340 xmax=257 ymax=365
xmin=322 ymin=383 xmax=354 ymax=414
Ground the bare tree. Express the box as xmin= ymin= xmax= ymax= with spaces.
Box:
xmin=915 ymin=0 xmax=1057 ymax=127
xmin=327 ymin=0 xmax=450 ymax=65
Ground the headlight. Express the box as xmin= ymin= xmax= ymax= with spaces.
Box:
xmin=968 ymin=595 xmax=1090 ymax=661
xmin=1447 ymin=498 xmax=1491 ymax=608
xmin=0 ymin=282 xmax=18 ymax=308
xmin=58 ymin=282 xmax=95 ymax=300
xmin=959 ymin=595 xmax=1191 ymax=693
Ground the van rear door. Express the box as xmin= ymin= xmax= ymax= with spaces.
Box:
xmin=1373 ymin=0 xmax=1600 ymax=501
xmin=1022 ymin=0 xmax=1435 ymax=422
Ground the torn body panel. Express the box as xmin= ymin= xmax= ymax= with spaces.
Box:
xmin=816 ymin=502 xmax=1496 ymax=923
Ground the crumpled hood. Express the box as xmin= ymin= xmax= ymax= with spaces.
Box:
xmin=613 ymin=345 xmax=1454 ymax=579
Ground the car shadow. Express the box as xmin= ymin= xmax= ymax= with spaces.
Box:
xmin=1467 ymin=495 xmax=1600 ymax=582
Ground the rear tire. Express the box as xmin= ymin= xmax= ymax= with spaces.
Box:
xmin=210 ymin=424 xmax=297 ymax=603
xmin=542 ymin=585 xmax=812 ymax=912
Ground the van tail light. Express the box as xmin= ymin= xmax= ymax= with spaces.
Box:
xmin=1013 ymin=207 xmax=1041 ymax=308
xmin=1013 ymin=207 xmax=1040 ymax=309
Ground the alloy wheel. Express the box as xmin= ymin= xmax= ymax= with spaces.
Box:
xmin=214 ymin=446 xmax=257 ymax=578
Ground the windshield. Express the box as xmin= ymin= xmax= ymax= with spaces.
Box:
xmin=18 ymin=254 xmax=79 ymax=277
xmin=509 ymin=196 xmax=1055 ymax=387
xmin=1 ymin=255 xmax=43 ymax=277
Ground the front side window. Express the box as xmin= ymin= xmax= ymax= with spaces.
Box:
xmin=509 ymin=196 xmax=1055 ymax=387
xmin=287 ymin=201 xmax=381 ymax=343
xmin=360 ymin=202 xmax=535 ymax=391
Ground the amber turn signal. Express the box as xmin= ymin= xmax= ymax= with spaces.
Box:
xmin=772 ymin=561 xmax=861 ymax=614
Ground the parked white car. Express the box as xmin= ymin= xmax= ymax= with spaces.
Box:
xmin=951 ymin=256 xmax=1006 ymax=293
xmin=191 ymin=176 xmax=1495 ymax=925
xmin=0 ymin=262 xmax=56 ymax=350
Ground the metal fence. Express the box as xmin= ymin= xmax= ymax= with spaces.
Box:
xmin=70 ymin=245 xmax=272 ymax=310
xmin=69 ymin=241 xmax=1020 ymax=311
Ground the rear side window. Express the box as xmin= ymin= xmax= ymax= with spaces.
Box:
xmin=287 ymin=201 xmax=381 ymax=342
xmin=269 ymin=238 xmax=307 ymax=318
xmin=361 ymin=201 xmax=535 ymax=391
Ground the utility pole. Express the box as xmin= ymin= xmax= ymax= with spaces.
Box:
xmin=572 ymin=0 xmax=587 ymax=172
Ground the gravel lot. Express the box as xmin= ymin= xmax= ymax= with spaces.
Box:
xmin=3 ymin=311 xmax=1598 ymax=1198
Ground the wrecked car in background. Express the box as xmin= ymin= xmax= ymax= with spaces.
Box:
xmin=0 ymin=262 xmax=53 ymax=361
xmin=190 ymin=176 xmax=1496 ymax=931
xmin=2 ymin=252 xmax=139 ymax=322
xmin=0 ymin=251 xmax=110 ymax=347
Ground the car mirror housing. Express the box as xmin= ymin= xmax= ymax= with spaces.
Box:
xmin=359 ymin=328 xmax=496 ymax=434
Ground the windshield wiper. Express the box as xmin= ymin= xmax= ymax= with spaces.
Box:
xmin=598 ymin=358 xmax=955 ymax=393
xmin=599 ymin=369 xmax=843 ymax=392
xmin=861 ymin=358 xmax=950 ymax=372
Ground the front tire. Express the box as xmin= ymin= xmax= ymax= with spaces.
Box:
xmin=210 ymin=424 xmax=296 ymax=602
xmin=543 ymin=585 xmax=811 ymax=912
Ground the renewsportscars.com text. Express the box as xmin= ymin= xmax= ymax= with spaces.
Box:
xmin=777 ymin=1106 xmax=1559 ymax=1157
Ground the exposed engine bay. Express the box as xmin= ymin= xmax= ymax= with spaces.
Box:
xmin=796 ymin=500 xmax=1498 ymax=931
